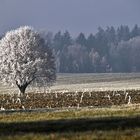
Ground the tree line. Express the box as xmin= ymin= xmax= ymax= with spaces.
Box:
xmin=42 ymin=24 xmax=140 ymax=73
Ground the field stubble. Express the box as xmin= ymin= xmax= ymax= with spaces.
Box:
xmin=0 ymin=89 xmax=140 ymax=110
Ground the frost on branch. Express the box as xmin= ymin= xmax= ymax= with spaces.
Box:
xmin=0 ymin=26 xmax=56 ymax=95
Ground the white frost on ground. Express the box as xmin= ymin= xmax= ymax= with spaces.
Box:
xmin=50 ymin=81 xmax=140 ymax=92
xmin=1 ymin=73 xmax=140 ymax=94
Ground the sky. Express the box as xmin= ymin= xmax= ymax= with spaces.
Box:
xmin=0 ymin=0 xmax=140 ymax=36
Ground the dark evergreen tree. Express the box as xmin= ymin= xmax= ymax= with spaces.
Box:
xmin=53 ymin=31 xmax=63 ymax=50
xmin=76 ymin=33 xmax=87 ymax=46
xmin=131 ymin=24 xmax=140 ymax=38
xmin=105 ymin=26 xmax=116 ymax=43
xmin=117 ymin=25 xmax=130 ymax=41
xmin=95 ymin=27 xmax=109 ymax=56
xmin=87 ymin=33 xmax=96 ymax=51
xmin=62 ymin=30 xmax=72 ymax=47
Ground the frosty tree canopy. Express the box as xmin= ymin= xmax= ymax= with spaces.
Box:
xmin=0 ymin=26 xmax=56 ymax=95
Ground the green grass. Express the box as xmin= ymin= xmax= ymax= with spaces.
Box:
xmin=0 ymin=104 xmax=140 ymax=139
xmin=0 ymin=104 xmax=139 ymax=122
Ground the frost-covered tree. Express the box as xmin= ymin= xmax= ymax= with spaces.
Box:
xmin=0 ymin=26 xmax=56 ymax=95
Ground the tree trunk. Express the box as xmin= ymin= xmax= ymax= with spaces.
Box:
xmin=16 ymin=78 xmax=35 ymax=96
xmin=19 ymin=85 xmax=27 ymax=96
xmin=16 ymin=82 xmax=28 ymax=96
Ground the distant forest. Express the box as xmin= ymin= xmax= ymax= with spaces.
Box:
xmin=16 ymin=25 xmax=140 ymax=73
xmin=40 ymin=24 xmax=140 ymax=73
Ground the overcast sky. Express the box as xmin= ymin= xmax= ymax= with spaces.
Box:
xmin=0 ymin=0 xmax=140 ymax=36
